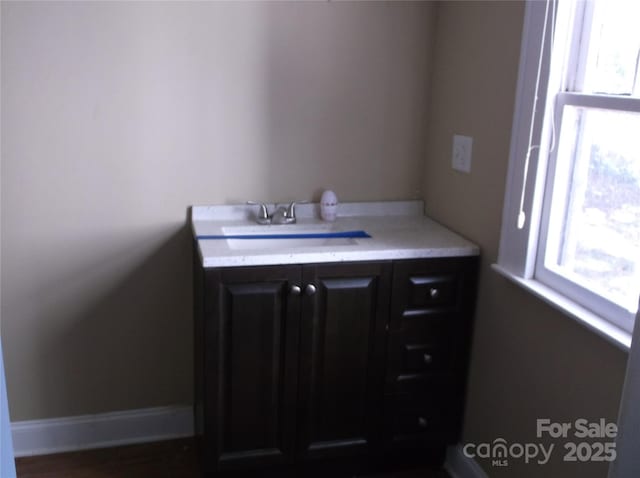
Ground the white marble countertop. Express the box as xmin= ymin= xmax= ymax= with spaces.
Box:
xmin=192 ymin=200 xmax=479 ymax=268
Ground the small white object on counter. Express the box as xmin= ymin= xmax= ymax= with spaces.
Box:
xmin=320 ymin=190 xmax=338 ymax=222
xmin=191 ymin=200 xmax=479 ymax=268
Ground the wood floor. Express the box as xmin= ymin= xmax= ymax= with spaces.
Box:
xmin=15 ymin=439 xmax=451 ymax=478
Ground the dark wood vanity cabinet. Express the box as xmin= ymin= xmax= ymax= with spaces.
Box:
xmin=194 ymin=261 xmax=393 ymax=473
xmin=193 ymin=256 xmax=478 ymax=474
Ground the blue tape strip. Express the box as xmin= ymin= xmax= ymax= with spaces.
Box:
xmin=197 ymin=230 xmax=371 ymax=240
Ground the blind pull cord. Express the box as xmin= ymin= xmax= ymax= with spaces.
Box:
xmin=518 ymin=0 xmax=553 ymax=230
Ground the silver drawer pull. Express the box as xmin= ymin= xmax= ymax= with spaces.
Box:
xmin=423 ymin=353 xmax=433 ymax=364
xmin=418 ymin=417 xmax=428 ymax=428
xmin=290 ymin=285 xmax=301 ymax=296
xmin=429 ymin=287 xmax=440 ymax=299
xmin=305 ymin=284 xmax=317 ymax=296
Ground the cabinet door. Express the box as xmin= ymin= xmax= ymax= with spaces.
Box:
xmin=203 ymin=266 xmax=301 ymax=471
xmin=297 ymin=262 xmax=391 ymax=460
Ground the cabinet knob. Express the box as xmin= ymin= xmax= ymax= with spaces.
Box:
xmin=305 ymin=284 xmax=317 ymax=296
xmin=423 ymin=353 xmax=433 ymax=365
xmin=418 ymin=417 xmax=428 ymax=428
xmin=429 ymin=287 xmax=440 ymax=299
xmin=290 ymin=285 xmax=302 ymax=296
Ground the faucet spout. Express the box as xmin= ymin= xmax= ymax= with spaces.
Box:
xmin=270 ymin=206 xmax=295 ymax=225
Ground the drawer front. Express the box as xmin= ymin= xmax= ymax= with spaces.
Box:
xmin=383 ymin=392 xmax=455 ymax=446
xmin=407 ymin=274 xmax=457 ymax=309
xmin=385 ymin=313 xmax=455 ymax=391
xmin=390 ymin=258 xmax=479 ymax=333
xmin=404 ymin=343 xmax=449 ymax=373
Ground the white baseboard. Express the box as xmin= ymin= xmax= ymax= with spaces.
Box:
xmin=445 ymin=444 xmax=489 ymax=478
xmin=11 ymin=405 xmax=194 ymax=457
xmin=9 ymin=409 xmax=488 ymax=476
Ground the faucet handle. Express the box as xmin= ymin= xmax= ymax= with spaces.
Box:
xmin=247 ymin=201 xmax=270 ymax=223
xmin=286 ymin=200 xmax=308 ymax=220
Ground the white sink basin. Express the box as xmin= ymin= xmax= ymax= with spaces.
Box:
xmin=226 ymin=237 xmax=357 ymax=250
xmin=222 ymin=224 xmax=335 ymax=235
xmin=221 ymin=224 xmax=362 ymax=250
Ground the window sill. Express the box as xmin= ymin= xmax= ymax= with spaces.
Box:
xmin=492 ymin=263 xmax=631 ymax=352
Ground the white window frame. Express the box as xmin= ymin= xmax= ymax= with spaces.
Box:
xmin=496 ymin=0 xmax=638 ymax=349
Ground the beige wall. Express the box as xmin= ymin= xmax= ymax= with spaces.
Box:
xmin=423 ymin=2 xmax=628 ymax=477
xmin=0 ymin=1 xmax=436 ymax=420
xmin=1 ymin=3 xmax=630 ymax=475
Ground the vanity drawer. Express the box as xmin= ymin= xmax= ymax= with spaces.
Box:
xmin=389 ymin=258 xmax=476 ymax=334
xmin=386 ymin=331 xmax=452 ymax=381
xmin=386 ymin=314 xmax=456 ymax=388
xmin=404 ymin=343 xmax=449 ymax=372
xmin=393 ymin=309 xmax=455 ymax=338
xmin=383 ymin=392 xmax=451 ymax=445
xmin=406 ymin=274 xmax=457 ymax=309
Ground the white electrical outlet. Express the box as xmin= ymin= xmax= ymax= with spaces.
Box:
xmin=452 ymin=134 xmax=473 ymax=173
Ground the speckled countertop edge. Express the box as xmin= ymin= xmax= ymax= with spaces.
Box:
xmin=192 ymin=200 xmax=479 ymax=268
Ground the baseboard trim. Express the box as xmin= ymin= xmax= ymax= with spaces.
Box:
xmin=12 ymin=405 xmax=194 ymax=457
xmin=445 ymin=444 xmax=489 ymax=478
xmin=10 ymin=409 xmax=488 ymax=475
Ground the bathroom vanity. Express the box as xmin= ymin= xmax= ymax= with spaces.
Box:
xmin=191 ymin=201 xmax=479 ymax=475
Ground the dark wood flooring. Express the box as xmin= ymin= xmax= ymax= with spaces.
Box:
xmin=15 ymin=438 xmax=451 ymax=478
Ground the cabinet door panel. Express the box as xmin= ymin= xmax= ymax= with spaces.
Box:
xmin=297 ymin=262 xmax=391 ymax=460
xmin=204 ymin=267 xmax=300 ymax=471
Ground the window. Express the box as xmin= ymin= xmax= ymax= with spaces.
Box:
xmin=497 ymin=0 xmax=640 ymax=342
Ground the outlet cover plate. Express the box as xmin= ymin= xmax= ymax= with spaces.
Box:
xmin=452 ymin=134 xmax=473 ymax=173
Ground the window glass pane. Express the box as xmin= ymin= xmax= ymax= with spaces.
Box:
xmin=581 ymin=0 xmax=640 ymax=96
xmin=546 ymin=107 xmax=640 ymax=313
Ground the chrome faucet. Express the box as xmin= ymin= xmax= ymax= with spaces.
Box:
xmin=247 ymin=200 xmax=307 ymax=225
xmin=270 ymin=205 xmax=292 ymax=224
xmin=246 ymin=201 xmax=271 ymax=225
